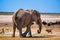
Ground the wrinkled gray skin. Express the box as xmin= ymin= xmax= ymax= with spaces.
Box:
xmin=12 ymin=9 xmax=42 ymax=37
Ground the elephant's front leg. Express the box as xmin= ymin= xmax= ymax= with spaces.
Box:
xmin=22 ymin=27 xmax=29 ymax=37
xmin=28 ymin=27 xmax=32 ymax=37
xmin=22 ymin=24 xmax=32 ymax=37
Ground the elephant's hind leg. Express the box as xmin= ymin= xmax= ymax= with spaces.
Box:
xmin=18 ymin=25 xmax=22 ymax=37
xmin=12 ymin=23 xmax=16 ymax=37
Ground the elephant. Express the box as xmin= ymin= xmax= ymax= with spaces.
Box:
xmin=12 ymin=9 xmax=42 ymax=37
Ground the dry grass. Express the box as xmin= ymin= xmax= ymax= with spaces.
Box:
xmin=0 ymin=24 xmax=60 ymax=40
xmin=0 ymin=36 xmax=60 ymax=40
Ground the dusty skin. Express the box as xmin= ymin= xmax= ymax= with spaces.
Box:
xmin=0 ymin=23 xmax=60 ymax=40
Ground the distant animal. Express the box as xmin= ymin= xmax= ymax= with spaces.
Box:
xmin=12 ymin=9 xmax=42 ymax=37
xmin=42 ymin=21 xmax=47 ymax=25
xmin=42 ymin=21 xmax=53 ymax=33
xmin=56 ymin=21 xmax=60 ymax=24
xmin=46 ymin=29 xmax=52 ymax=33
xmin=42 ymin=21 xmax=58 ymax=26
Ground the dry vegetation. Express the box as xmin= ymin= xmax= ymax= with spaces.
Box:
xmin=0 ymin=24 xmax=60 ymax=40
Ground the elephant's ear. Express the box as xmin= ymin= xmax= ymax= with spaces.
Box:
xmin=33 ymin=10 xmax=37 ymax=15
xmin=33 ymin=10 xmax=40 ymax=17
xmin=31 ymin=10 xmax=37 ymax=21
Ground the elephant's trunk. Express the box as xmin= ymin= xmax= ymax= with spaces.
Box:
xmin=37 ymin=19 xmax=42 ymax=34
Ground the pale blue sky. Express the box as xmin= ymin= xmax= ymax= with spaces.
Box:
xmin=0 ymin=0 xmax=60 ymax=13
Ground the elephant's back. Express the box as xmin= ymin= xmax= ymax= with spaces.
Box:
xmin=21 ymin=13 xmax=32 ymax=27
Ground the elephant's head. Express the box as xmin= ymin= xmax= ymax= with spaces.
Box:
xmin=32 ymin=10 xmax=42 ymax=34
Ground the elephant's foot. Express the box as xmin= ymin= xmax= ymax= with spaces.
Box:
xmin=22 ymin=33 xmax=26 ymax=37
xmin=29 ymin=35 xmax=32 ymax=37
xmin=22 ymin=35 xmax=26 ymax=37
xmin=12 ymin=35 xmax=15 ymax=37
xmin=37 ymin=30 xmax=41 ymax=34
